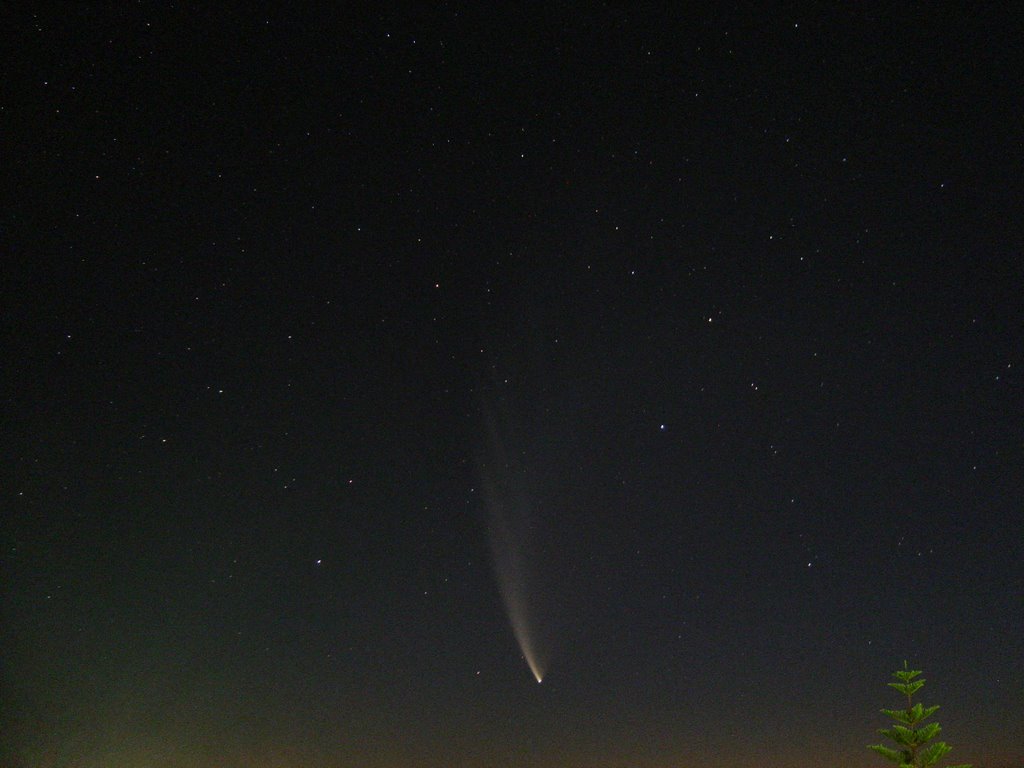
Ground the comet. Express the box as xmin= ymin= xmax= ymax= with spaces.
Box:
xmin=477 ymin=387 xmax=550 ymax=684
xmin=485 ymin=492 xmax=546 ymax=683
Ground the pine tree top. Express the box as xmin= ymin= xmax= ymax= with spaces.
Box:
xmin=867 ymin=662 xmax=971 ymax=768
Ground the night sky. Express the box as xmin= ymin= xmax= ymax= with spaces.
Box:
xmin=3 ymin=6 xmax=1023 ymax=768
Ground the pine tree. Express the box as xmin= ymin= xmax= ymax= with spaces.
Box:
xmin=868 ymin=661 xmax=971 ymax=768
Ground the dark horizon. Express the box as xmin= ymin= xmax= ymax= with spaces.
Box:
xmin=2 ymin=5 xmax=1022 ymax=767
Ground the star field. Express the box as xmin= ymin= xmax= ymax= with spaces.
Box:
xmin=2 ymin=5 xmax=1022 ymax=768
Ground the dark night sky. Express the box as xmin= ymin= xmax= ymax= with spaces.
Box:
xmin=2 ymin=5 xmax=1022 ymax=767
